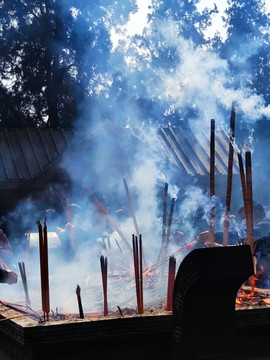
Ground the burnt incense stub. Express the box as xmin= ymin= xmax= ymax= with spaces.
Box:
xmin=172 ymin=245 xmax=254 ymax=360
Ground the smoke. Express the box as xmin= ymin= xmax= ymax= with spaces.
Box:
xmin=2 ymin=1 xmax=270 ymax=311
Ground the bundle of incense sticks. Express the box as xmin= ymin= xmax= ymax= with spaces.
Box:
xmin=36 ymin=220 xmax=50 ymax=321
xmin=166 ymin=255 xmax=176 ymax=311
xmin=223 ymin=105 xmax=236 ymax=246
xmin=209 ymin=119 xmax=215 ymax=245
xmin=76 ymin=285 xmax=84 ymax=319
xmin=237 ymin=151 xmax=254 ymax=255
xmin=100 ymin=255 xmax=108 ymax=316
xmin=132 ymin=234 xmax=143 ymax=314
xmin=18 ymin=261 xmax=31 ymax=305
xmin=84 ymin=186 xmax=132 ymax=252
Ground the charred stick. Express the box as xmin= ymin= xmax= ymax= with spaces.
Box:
xmin=166 ymin=256 xmax=176 ymax=311
xmin=84 ymin=186 xmax=132 ymax=252
xmin=100 ymin=255 xmax=108 ymax=316
xmin=76 ymin=285 xmax=84 ymax=319
xmin=223 ymin=105 xmax=236 ymax=246
xmin=245 ymin=151 xmax=254 ymax=255
xmin=18 ymin=262 xmax=31 ymax=305
xmin=209 ymin=119 xmax=215 ymax=245
xmin=117 ymin=306 xmax=123 ymax=316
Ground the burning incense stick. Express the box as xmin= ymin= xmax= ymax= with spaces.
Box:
xmin=132 ymin=234 xmax=143 ymax=314
xmin=36 ymin=220 xmax=50 ymax=321
xmin=18 ymin=262 xmax=31 ymax=306
xmin=100 ymin=255 xmax=108 ymax=316
xmin=76 ymin=285 xmax=84 ymax=319
xmin=245 ymin=151 xmax=254 ymax=255
xmin=209 ymin=119 xmax=215 ymax=245
xmin=223 ymin=105 xmax=236 ymax=246
xmin=166 ymin=255 xmax=176 ymax=311
xmin=84 ymin=186 xmax=132 ymax=252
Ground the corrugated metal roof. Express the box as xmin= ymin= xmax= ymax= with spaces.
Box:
xmin=0 ymin=126 xmax=238 ymax=187
xmin=0 ymin=129 xmax=83 ymax=182
xmin=159 ymin=127 xmax=239 ymax=175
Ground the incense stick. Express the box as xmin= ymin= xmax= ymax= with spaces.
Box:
xmin=166 ymin=255 xmax=176 ymax=311
xmin=43 ymin=220 xmax=50 ymax=320
xmin=0 ymin=314 xmax=31 ymax=322
xmin=132 ymin=234 xmax=143 ymax=314
xmin=158 ymin=183 xmax=168 ymax=262
xmin=18 ymin=261 xmax=31 ymax=305
xmin=209 ymin=119 xmax=215 ymax=245
xmin=25 ymin=231 xmax=30 ymax=272
xmin=245 ymin=151 xmax=254 ymax=255
xmin=165 ymin=198 xmax=175 ymax=256
xmin=25 ymin=303 xmax=43 ymax=321
xmin=100 ymin=255 xmax=108 ymax=316
xmin=76 ymin=285 xmax=84 ymax=319
xmin=139 ymin=234 xmax=143 ymax=313
xmin=84 ymin=186 xmax=132 ymax=252
xmin=123 ymin=178 xmax=146 ymax=267
xmin=123 ymin=178 xmax=140 ymax=238
xmin=223 ymin=105 xmax=236 ymax=246
xmin=237 ymin=152 xmax=247 ymax=210
xmin=36 ymin=220 xmax=50 ymax=321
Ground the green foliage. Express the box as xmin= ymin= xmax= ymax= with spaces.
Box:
xmin=0 ymin=0 xmax=99 ymax=127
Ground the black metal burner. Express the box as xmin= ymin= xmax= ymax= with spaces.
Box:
xmin=172 ymin=245 xmax=254 ymax=360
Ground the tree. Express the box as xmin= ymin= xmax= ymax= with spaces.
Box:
xmin=221 ymin=0 xmax=270 ymax=106
xmin=0 ymin=0 xmax=111 ymax=127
